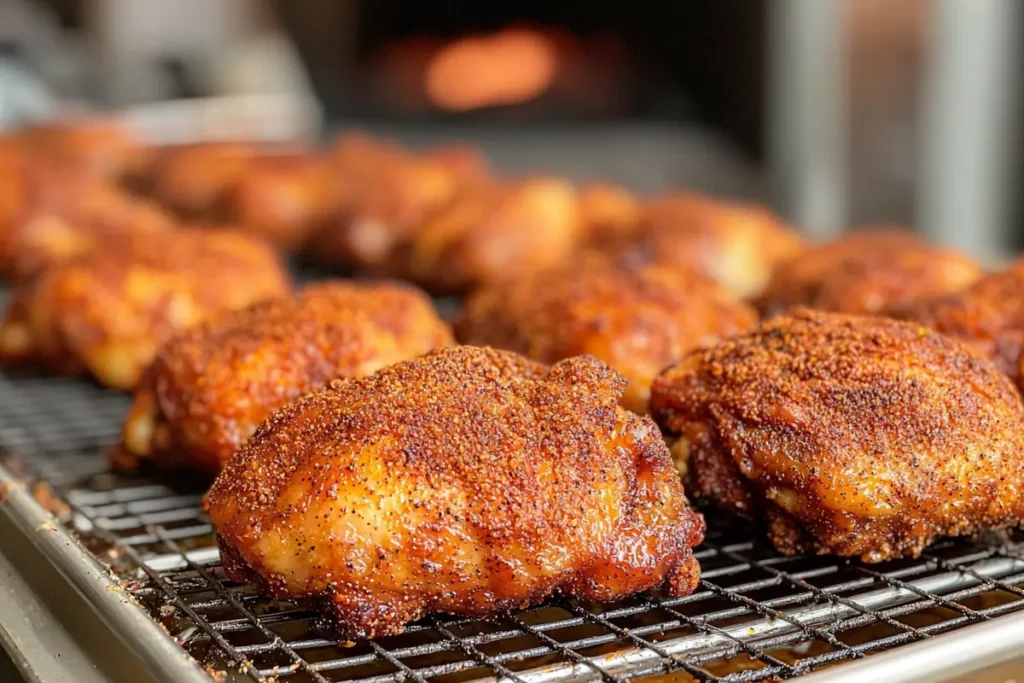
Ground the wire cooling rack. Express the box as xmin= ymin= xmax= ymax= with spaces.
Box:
xmin=4 ymin=371 xmax=1024 ymax=683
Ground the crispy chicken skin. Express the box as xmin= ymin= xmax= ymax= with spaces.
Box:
xmin=15 ymin=119 xmax=147 ymax=178
xmin=650 ymin=308 xmax=1024 ymax=563
xmin=0 ymin=155 xmax=49 ymax=273
xmin=596 ymin=193 xmax=802 ymax=299
xmin=205 ymin=346 xmax=705 ymax=638
xmin=117 ymin=281 xmax=453 ymax=473
xmin=896 ymin=261 xmax=1024 ymax=389
xmin=4 ymin=168 xmax=173 ymax=278
xmin=577 ymin=183 xmax=642 ymax=243
xmin=314 ymin=141 xmax=487 ymax=274
xmin=11 ymin=196 xmax=172 ymax=280
xmin=0 ymin=155 xmax=18 ymax=269
xmin=152 ymin=142 xmax=257 ymax=218
xmin=0 ymin=229 xmax=290 ymax=389
xmin=1 ymin=161 xmax=102 ymax=274
xmin=456 ymin=258 xmax=757 ymax=413
xmin=154 ymin=143 xmax=341 ymax=250
xmin=228 ymin=154 xmax=339 ymax=252
xmin=759 ymin=230 xmax=981 ymax=317
xmin=323 ymin=132 xmax=405 ymax=208
xmin=316 ymin=134 xmax=405 ymax=262
xmin=409 ymin=178 xmax=580 ymax=293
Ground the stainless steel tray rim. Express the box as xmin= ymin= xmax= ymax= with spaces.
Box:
xmin=0 ymin=461 xmax=212 ymax=683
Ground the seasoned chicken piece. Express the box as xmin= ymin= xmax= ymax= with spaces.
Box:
xmin=326 ymin=157 xmax=472 ymax=273
xmin=1 ymin=160 xmax=94 ymax=273
xmin=1 ymin=161 xmax=171 ymax=276
xmin=0 ymin=133 xmax=19 ymax=161
xmin=228 ymin=153 xmax=339 ymax=252
xmin=9 ymin=177 xmax=174 ymax=279
xmin=116 ymin=281 xmax=452 ymax=473
xmin=650 ymin=308 xmax=1024 ymax=562
xmin=152 ymin=142 xmax=257 ymax=219
xmin=328 ymin=131 xmax=405 ymax=176
xmin=309 ymin=134 xmax=413 ymax=268
xmin=420 ymin=144 xmax=488 ymax=182
xmin=596 ymin=193 xmax=802 ymax=299
xmin=206 ymin=346 xmax=704 ymax=638
xmin=409 ymin=178 xmax=580 ymax=292
xmin=457 ymin=257 xmax=756 ymax=413
xmin=577 ymin=183 xmax=642 ymax=243
xmin=759 ymin=229 xmax=981 ymax=317
xmin=896 ymin=261 xmax=1024 ymax=388
xmin=0 ymin=229 xmax=290 ymax=389
xmin=153 ymin=143 xmax=340 ymax=249
xmin=16 ymin=119 xmax=147 ymax=178
xmin=315 ymin=142 xmax=487 ymax=274
xmin=0 ymin=153 xmax=29 ymax=272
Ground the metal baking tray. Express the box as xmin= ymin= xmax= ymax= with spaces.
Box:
xmin=5 ymin=354 xmax=1024 ymax=682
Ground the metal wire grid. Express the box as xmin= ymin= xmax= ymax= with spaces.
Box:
xmin=4 ymin=372 xmax=1024 ymax=682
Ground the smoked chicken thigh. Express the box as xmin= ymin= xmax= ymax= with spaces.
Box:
xmin=13 ymin=119 xmax=147 ymax=178
xmin=206 ymin=346 xmax=704 ymax=638
xmin=0 ymin=229 xmax=290 ymax=389
xmin=759 ymin=230 xmax=981 ymax=317
xmin=312 ymin=139 xmax=487 ymax=275
xmin=896 ymin=260 xmax=1024 ymax=389
xmin=227 ymin=153 xmax=340 ymax=252
xmin=576 ymin=182 xmax=642 ymax=243
xmin=456 ymin=257 xmax=757 ymax=413
xmin=7 ymin=176 xmax=174 ymax=279
xmin=152 ymin=143 xmax=341 ymax=251
xmin=0 ymin=159 xmax=172 ymax=277
xmin=650 ymin=308 xmax=1024 ymax=563
xmin=151 ymin=142 xmax=257 ymax=219
xmin=117 ymin=281 xmax=452 ymax=473
xmin=408 ymin=177 xmax=580 ymax=293
xmin=593 ymin=192 xmax=802 ymax=299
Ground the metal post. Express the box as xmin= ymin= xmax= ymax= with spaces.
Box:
xmin=917 ymin=0 xmax=1021 ymax=263
xmin=767 ymin=0 xmax=848 ymax=237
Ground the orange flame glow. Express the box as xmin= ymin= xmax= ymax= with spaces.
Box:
xmin=425 ymin=28 xmax=558 ymax=112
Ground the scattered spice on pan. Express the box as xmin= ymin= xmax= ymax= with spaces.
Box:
xmin=32 ymin=481 xmax=71 ymax=521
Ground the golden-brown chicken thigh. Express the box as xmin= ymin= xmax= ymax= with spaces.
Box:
xmin=0 ymin=157 xmax=58 ymax=273
xmin=322 ymin=133 xmax=404 ymax=212
xmin=0 ymin=155 xmax=19 ymax=269
xmin=10 ymin=178 xmax=174 ymax=279
xmin=206 ymin=346 xmax=705 ymax=638
xmin=650 ymin=308 xmax=1024 ymax=562
xmin=1 ymin=159 xmax=173 ymax=276
xmin=153 ymin=143 xmax=342 ymax=251
xmin=3 ymin=119 xmax=148 ymax=258
xmin=313 ymin=142 xmax=487 ymax=274
xmin=227 ymin=153 xmax=339 ymax=252
xmin=896 ymin=261 xmax=1024 ymax=389
xmin=151 ymin=142 xmax=257 ymax=219
xmin=15 ymin=119 xmax=147 ymax=178
xmin=117 ymin=281 xmax=452 ymax=473
xmin=1 ymin=161 xmax=92 ymax=271
xmin=759 ymin=230 xmax=981 ymax=317
xmin=0 ymin=229 xmax=290 ymax=389
xmin=576 ymin=183 xmax=642 ymax=243
xmin=457 ymin=257 xmax=757 ymax=412
xmin=596 ymin=193 xmax=802 ymax=299
xmin=409 ymin=177 xmax=580 ymax=292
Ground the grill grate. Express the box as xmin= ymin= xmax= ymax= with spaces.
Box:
xmin=4 ymin=371 xmax=1024 ymax=682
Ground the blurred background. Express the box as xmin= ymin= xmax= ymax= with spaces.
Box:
xmin=0 ymin=0 xmax=1021 ymax=259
